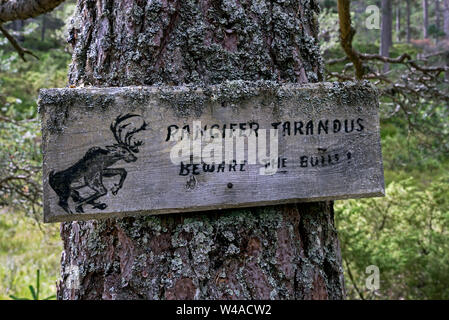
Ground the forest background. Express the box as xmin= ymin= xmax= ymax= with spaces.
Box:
xmin=0 ymin=0 xmax=448 ymax=300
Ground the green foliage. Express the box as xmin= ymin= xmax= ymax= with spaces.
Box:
xmin=319 ymin=8 xmax=341 ymax=57
xmin=0 ymin=43 xmax=70 ymax=217
xmin=322 ymin=0 xmax=337 ymax=12
xmin=0 ymin=3 xmax=72 ymax=218
xmin=0 ymin=209 xmax=61 ymax=300
xmin=428 ymin=25 xmax=446 ymax=39
xmin=9 ymin=270 xmax=56 ymax=300
xmin=0 ymin=49 xmax=70 ymax=119
xmin=318 ymin=0 xmax=449 ymax=299
xmin=0 ymin=119 xmax=42 ymax=215
xmin=381 ymin=119 xmax=449 ymax=183
xmin=336 ymin=103 xmax=449 ymax=300
xmin=336 ymin=176 xmax=449 ymax=299
xmin=0 ymin=3 xmax=74 ymax=300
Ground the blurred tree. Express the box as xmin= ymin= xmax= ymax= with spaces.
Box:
xmin=444 ymin=0 xmax=449 ymax=37
xmin=381 ymin=0 xmax=393 ymax=71
xmin=436 ymin=0 xmax=441 ymax=40
xmin=423 ymin=0 xmax=429 ymax=38
xmin=10 ymin=20 xmax=24 ymax=43
xmin=396 ymin=1 xmax=401 ymax=42
xmin=407 ymin=0 xmax=412 ymax=43
xmin=40 ymin=14 xmax=64 ymax=42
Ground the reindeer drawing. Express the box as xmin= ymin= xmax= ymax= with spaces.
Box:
xmin=49 ymin=114 xmax=147 ymax=214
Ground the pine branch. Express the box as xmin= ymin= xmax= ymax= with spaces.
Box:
xmin=0 ymin=24 xmax=39 ymax=61
xmin=0 ymin=0 xmax=66 ymax=23
xmin=0 ymin=0 xmax=67 ymax=62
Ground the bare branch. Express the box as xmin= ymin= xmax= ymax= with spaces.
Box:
xmin=359 ymin=52 xmax=448 ymax=74
xmin=335 ymin=0 xmax=448 ymax=79
xmin=0 ymin=0 xmax=66 ymax=23
xmin=337 ymin=0 xmax=364 ymax=79
xmin=327 ymin=56 xmax=349 ymax=65
xmin=422 ymin=51 xmax=449 ymax=59
xmin=327 ymin=1 xmax=449 ymax=153
xmin=0 ymin=24 xmax=38 ymax=61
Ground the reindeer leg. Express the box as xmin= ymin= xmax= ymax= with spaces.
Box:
xmin=70 ymin=189 xmax=82 ymax=203
xmin=75 ymin=176 xmax=108 ymax=213
xmin=58 ymin=197 xmax=72 ymax=214
xmin=70 ymin=181 xmax=104 ymax=209
xmin=69 ymin=184 xmax=89 ymax=210
xmin=55 ymin=187 xmax=73 ymax=214
xmin=103 ymin=168 xmax=127 ymax=195
xmin=70 ymin=184 xmax=102 ymax=209
xmin=75 ymin=188 xmax=107 ymax=213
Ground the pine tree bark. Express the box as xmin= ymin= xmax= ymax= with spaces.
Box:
xmin=57 ymin=0 xmax=345 ymax=300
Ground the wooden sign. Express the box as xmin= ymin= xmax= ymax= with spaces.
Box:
xmin=39 ymin=81 xmax=384 ymax=223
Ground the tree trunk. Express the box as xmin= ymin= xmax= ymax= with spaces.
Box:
xmin=407 ymin=0 xmax=412 ymax=43
xmin=423 ymin=0 xmax=429 ymax=38
xmin=41 ymin=15 xmax=46 ymax=42
xmin=11 ymin=19 xmax=25 ymax=43
xmin=381 ymin=0 xmax=393 ymax=71
xmin=445 ymin=53 xmax=449 ymax=81
xmin=444 ymin=0 xmax=449 ymax=38
xmin=436 ymin=0 xmax=441 ymax=42
xmin=396 ymin=3 xmax=401 ymax=42
xmin=444 ymin=0 xmax=449 ymax=80
xmin=436 ymin=0 xmax=441 ymax=30
xmin=57 ymin=0 xmax=345 ymax=300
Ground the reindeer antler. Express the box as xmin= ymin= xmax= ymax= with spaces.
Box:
xmin=110 ymin=114 xmax=147 ymax=152
xmin=125 ymin=119 xmax=148 ymax=153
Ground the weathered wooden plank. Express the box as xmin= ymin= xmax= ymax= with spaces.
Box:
xmin=39 ymin=81 xmax=385 ymax=223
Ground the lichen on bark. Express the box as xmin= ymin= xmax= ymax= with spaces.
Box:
xmin=58 ymin=0 xmax=345 ymax=300
xmin=68 ymin=0 xmax=323 ymax=86
xmin=59 ymin=203 xmax=343 ymax=299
